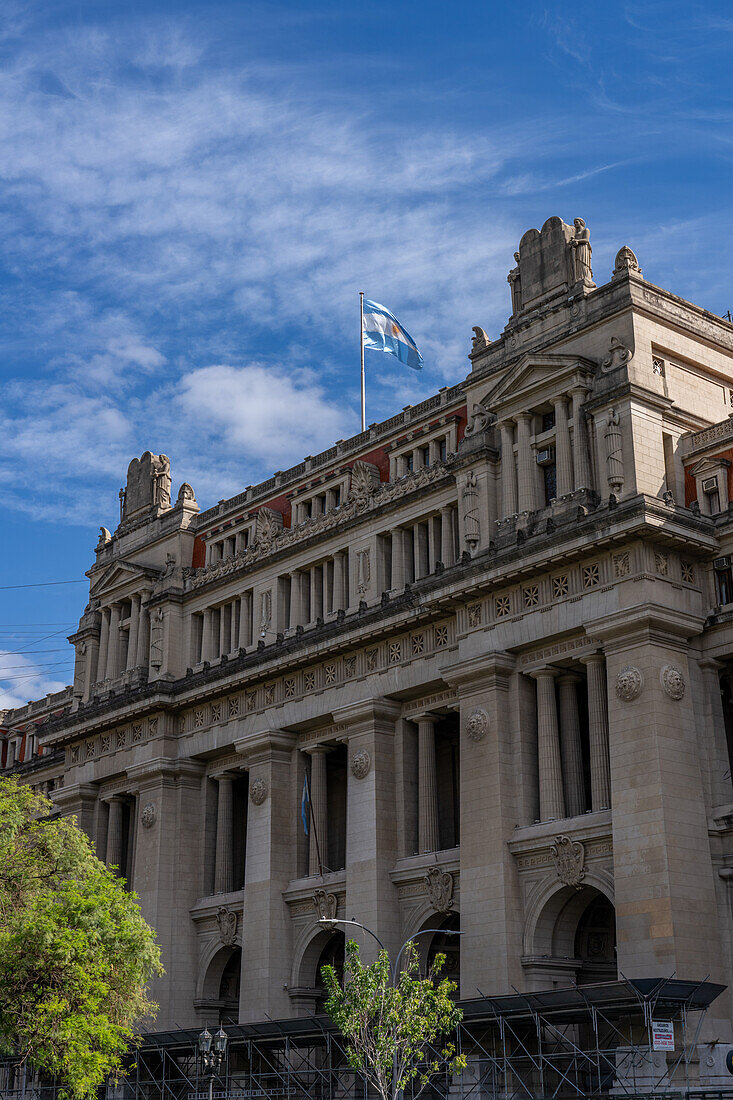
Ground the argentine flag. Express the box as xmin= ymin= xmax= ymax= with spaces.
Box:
xmin=362 ymin=300 xmax=424 ymax=371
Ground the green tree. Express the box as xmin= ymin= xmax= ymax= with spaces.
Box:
xmin=321 ymin=939 xmax=466 ymax=1100
xmin=0 ymin=777 xmax=162 ymax=1099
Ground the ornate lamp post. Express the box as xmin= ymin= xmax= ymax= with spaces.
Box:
xmin=198 ymin=1026 xmax=228 ymax=1100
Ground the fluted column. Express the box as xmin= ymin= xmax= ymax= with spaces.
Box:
xmin=417 ymin=715 xmax=440 ymax=853
xmin=202 ymin=608 xmax=217 ymax=660
xmin=557 ymin=674 xmax=585 ymax=817
xmin=288 ymin=572 xmax=301 ymax=630
xmin=322 ymin=559 xmax=331 ymax=616
xmin=391 ymin=528 xmax=405 ymax=590
xmin=238 ymin=592 xmax=252 ymax=648
xmin=308 ymin=747 xmax=329 ymax=875
xmin=516 ymin=412 xmax=535 ymax=513
xmin=427 ymin=515 xmax=437 ymax=573
xmin=105 ymin=604 xmax=121 ymax=680
xmin=97 ymin=607 xmax=110 ymax=683
xmin=553 ymin=395 xmax=573 ymax=498
xmin=214 ymin=775 xmax=234 ymax=893
xmin=500 ymin=419 xmax=517 ymax=517
xmin=127 ymin=595 xmax=140 ymax=670
xmin=581 ymin=654 xmax=611 ymax=810
xmin=106 ymin=797 xmax=125 ymax=873
xmin=83 ymin=636 xmax=99 ymax=700
xmin=529 ymin=668 xmax=565 ymax=821
xmin=219 ymin=603 xmax=229 ymax=657
xmin=333 ymin=553 xmax=346 ymax=611
xmin=440 ymin=506 xmax=454 ymax=566
xmin=136 ymin=593 xmax=150 ymax=668
xmin=571 ymin=387 xmax=592 ymax=491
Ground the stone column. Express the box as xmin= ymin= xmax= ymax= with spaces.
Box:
xmin=417 ymin=715 xmax=440 ymax=853
xmin=235 ymin=730 xmax=297 ymax=1022
xmin=427 ymin=515 xmax=437 ymax=574
xmin=391 ymin=528 xmax=405 ymax=590
xmin=202 ymin=608 xmax=216 ymax=660
xmin=581 ymin=653 xmax=611 ymax=810
xmin=105 ymin=604 xmax=121 ymax=680
xmin=288 ymin=572 xmax=301 ymax=631
xmin=336 ymin=699 xmax=402 ymax=962
xmin=105 ymin=797 xmax=125 ymax=873
xmin=126 ymin=595 xmax=140 ymax=669
xmin=96 ymin=607 xmax=110 ymax=684
xmin=516 ymin=412 xmax=536 ymax=513
xmin=136 ymin=594 xmax=150 ymax=668
xmin=553 ymin=395 xmax=573 ymax=498
xmin=557 ymin=674 xmax=585 ymax=817
xmin=308 ymin=746 xmax=329 ymax=875
xmin=83 ymin=635 xmax=99 ymax=701
xmin=500 ymin=420 xmax=518 ymax=517
xmin=322 ymin=559 xmax=331 ymax=616
xmin=238 ymin=592 xmax=252 ymax=648
xmin=529 ymin=668 xmax=565 ymax=821
xmin=309 ymin=567 xmax=321 ymax=622
xmin=571 ymin=386 xmax=592 ymax=490
xmin=697 ymin=658 xmax=733 ymax=810
xmin=414 ymin=523 xmax=429 ymax=580
xmin=214 ymin=774 xmax=234 ymax=894
xmin=440 ymin=506 xmax=454 ymax=566
xmin=333 ymin=553 xmax=346 ymax=611
xmin=441 ymin=652 xmax=523 ymax=996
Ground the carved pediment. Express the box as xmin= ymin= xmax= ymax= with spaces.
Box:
xmin=89 ymin=559 xmax=161 ymax=600
xmin=485 ymin=354 xmax=597 ymax=413
xmin=689 ymin=456 xmax=731 ymax=477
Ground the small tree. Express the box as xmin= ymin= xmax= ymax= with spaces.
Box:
xmin=0 ymin=777 xmax=163 ymax=1099
xmin=321 ymin=938 xmax=466 ymax=1100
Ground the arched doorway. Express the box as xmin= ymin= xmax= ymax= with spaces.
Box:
xmin=314 ymin=931 xmax=345 ymax=1012
xmin=574 ymin=893 xmax=616 ymax=984
xmin=198 ymin=945 xmax=241 ymax=1025
xmin=218 ymin=947 xmax=241 ymax=1021
xmin=527 ymin=883 xmax=616 ymax=989
xmin=425 ymin=913 xmax=461 ymax=992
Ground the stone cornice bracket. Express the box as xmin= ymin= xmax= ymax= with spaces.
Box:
xmin=234 ymin=728 xmax=297 ymax=765
xmin=51 ymin=782 xmax=98 ymax=810
xmin=589 ymin=604 xmax=705 ymax=654
xmin=440 ymin=651 xmax=516 ymax=694
xmin=331 ymin=697 xmax=402 ymax=735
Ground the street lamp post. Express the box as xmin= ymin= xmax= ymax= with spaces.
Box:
xmin=198 ymin=1026 xmax=228 ymax=1100
xmin=318 ymin=916 xmax=463 ymax=1100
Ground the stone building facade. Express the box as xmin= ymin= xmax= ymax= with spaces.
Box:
xmin=4 ymin=215 xmax=733 ymax=1054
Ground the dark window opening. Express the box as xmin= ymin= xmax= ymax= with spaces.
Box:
xmin=717 ymin=568 xmax=733 ymax=606
xmin=232 ymin=776 xmax=249 ymax=890
xmin=542 ymin=411 xmax=556 ymax=432
xmin=435 ymin=715 xmax=460 ymax=850
xmin=326 ymin=744 xmax=347 ymax=873
xmin=543 ymin=463 xmax=557 ymax=505
xmin=706 ymin=488 xmax=721 ymax=515
xmin=439 ymin=438 xmax=447 ymax=462
xmin=574 ymin=894 xmax=617 ymax=985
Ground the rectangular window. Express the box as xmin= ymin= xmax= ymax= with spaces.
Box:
xmin=706 ymin=488 xmax=721 ymax=515
xmin=542 ymin=411 xmax=556 ymax=433
xmin=439 ymin=438 xmax=447 ymax=462
xmin=717 ymin=568 xmax=733 ymax=606
xmin=405 ymin=453 xmax=414 ymax=473
xmin=333 ymin=486 xmax=341 ymax=508
xmin=543 ymin=463 xmax=557 ymax=505
xmin=420 ymin=445 xmax=430 ymax=467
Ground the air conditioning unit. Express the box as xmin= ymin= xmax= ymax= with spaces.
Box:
xmin=536 ymin=448 xmax=555 ymax=467
xmin=714 ymin=556 xmax=731 ymax=571
xmin=702 ymin=476 xmax=719 ymax=493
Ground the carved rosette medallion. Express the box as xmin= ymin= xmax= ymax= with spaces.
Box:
xmin=312 ymin=888 xmax=338 ymax=927
xmin=465 ymin=707 xmax=489 ymax=743
xmin=140 ymin=802 xmax=156 ymax=829
xmin=551 ymin=835 xmax=585 ymax=890
xmin=616 ymin=665 xmax=643 ymax=702
xmin=249 ymin=778 xmax=269 ymax=805
xmin=424 ymin=866 xmax=454 ymax=914
xmin=350 ymin=750 xmax=371 ymax=779
xmin=216 ymin=907 xmax=238 ymax=946
xmin=661 ymin=665 xmax=685 ymax=700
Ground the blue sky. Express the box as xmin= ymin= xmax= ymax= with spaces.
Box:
xmin=1 ymin=0 xmax=732 ymax=706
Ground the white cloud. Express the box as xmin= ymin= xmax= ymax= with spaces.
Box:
xmin=0 ymin=649 xmax=69 ymax=712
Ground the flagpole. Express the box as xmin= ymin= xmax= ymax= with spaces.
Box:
xmin=360 ymin=290 xmax=366 ymax=432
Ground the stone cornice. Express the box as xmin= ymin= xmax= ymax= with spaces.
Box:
xmin=126 ymin=757 xmax=204 ymax=790
xmin=589 ymin=604 xmax=706 ymax=653
xmin=234 ymin=729 xmax=297 ymax=765
xmin=330 ymin=697 xmax=402 ymax=733
xmin=439 ymin=651 xmax=515 ymax=693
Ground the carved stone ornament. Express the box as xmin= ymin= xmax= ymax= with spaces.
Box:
xmin=96 ymin=526 xmax=111 ymax=550
xmin=425 ymin=866 xmax=454 ymax=914
xmin=464 ymin=401 xmax=490 ymax=437
xmin=616 ymin=665 xmax=643 ymax=702
xmin=462 ymin=470 xmax=480 ymax=551
xmin=661 ymin=664 xmax=685 ymax=700
xmin=350 ymin=749 xmax=371 ymax=779
xmin=312 ymin=888 xmax=338 ymax=925
xmin=348 ymin=460 xmax=380 ymax=508
xmin=471 ymin=326 xmax=489 ymax=352
xmin=612 ymin=245 xmax=642 ymax=279
xmin=216 ymin=906 xmax=238 ymax=946
xmin=465 ymin=707 xmax=489 ymax=743
xmin=255 ymin=507 xmax=283 ymax=550
xmin=601 ymin=336 xmax=633 ymax=373
xmin=150 ymin=607 xmax=165 ymax=669
xmin=176 ymin=481 xmax=196 ymax=504
xmin=140 ymin=802 xmax=156 ymax=829
xmin=249 ymin=777 xmax=269 ymax=805
xmin=551 ymin=835 xmax=586 ymax=889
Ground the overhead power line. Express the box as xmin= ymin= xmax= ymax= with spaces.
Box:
xmin=0 ymin=580 xmax=87 ymax=591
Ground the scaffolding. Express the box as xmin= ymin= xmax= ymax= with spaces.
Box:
xmin=0 ymin=978 xmax=730 ymax=1100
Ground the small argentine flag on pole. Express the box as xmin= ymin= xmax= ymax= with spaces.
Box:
xmin=359 ymin=294 xmax=424 ymax=430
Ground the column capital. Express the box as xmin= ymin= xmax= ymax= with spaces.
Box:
xmin=569 ymin=382 xmax=591 ymax=398
xmin=552 ymin=393 xmax=570 ymax=410
xmin=498 ymin=417 xmax=516 ymax=430
xmin=579 ymin=651 xmax=605 ymax=669
xmin=515 ymin=410 xmax=533 ymax=425
xmin=527 ymin=666 xmax=559 ymax=681
xmin=698 ymin=656 xmax=725 ymax=673
xmin=302 ymin=742 xmax=332 ymax=757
